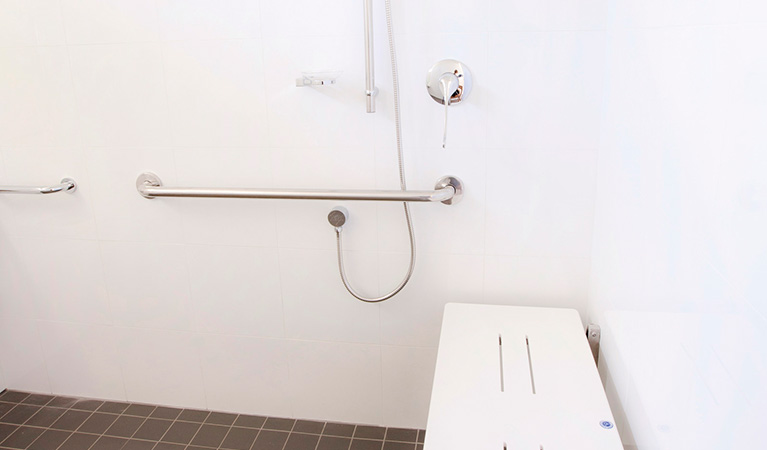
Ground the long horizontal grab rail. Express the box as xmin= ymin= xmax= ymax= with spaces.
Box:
xmin=0 ymin=178 xmax=77 ymax=195
xmin=136 ymin=173 xmax=463 ymax=205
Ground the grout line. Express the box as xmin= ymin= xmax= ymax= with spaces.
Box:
xmin=213 ymin=413 xmax=240 ymax=450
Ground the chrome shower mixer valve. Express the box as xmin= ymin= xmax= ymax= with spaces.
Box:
xmin=426 ymin=59 xmax=473 ymax=149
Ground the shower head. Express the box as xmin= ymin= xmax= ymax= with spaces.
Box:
xmin=328 ymin=206 xmax=349 ymax=230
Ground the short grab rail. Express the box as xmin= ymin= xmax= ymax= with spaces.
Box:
xmin=136 ymin=173 xmax=463 ymax=205
xmin=0 ymin=178 xmax=77 ymax=195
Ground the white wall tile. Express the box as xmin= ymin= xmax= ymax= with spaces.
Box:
xmin=389 ymin=0 xmax=489 ymax=34
xmin=186 ymin=245 xmax=284 ymax=338
xmin=157 ymin=0 xmax=261 ymax=41
xmin=279 ymin=248 xmax=380 ymax=344
xmin=259 ymin=0 xmax=360 ymax=38
xmin=610 ymin=0 xmax=740 ymax=28
xmin=487 ymin=31 xmax=605 ymax=150
xmin=199 ymin=334 xmax=291 ymax=417
xmin=381 ymin=346 xmax=437 ymax=429
xmin=0 ymin=0 xmax=63 ymax=46
xmin=38 ymin=320 xmax=125 ymax=399
xmin=163 ymin=39 xmax=269 ymax=148
xmin=0 ymin=238 xmax=110 ymax=325
xmin=485 ymin=149 xmax=597 ymax=257
xmin=286 ymin=340 xmax=382 ymax=424
xmin=0 ymin=46 xmax=78 ymax=147
xmin=85 ymin=147 xmax=183 ymax=243
xmin=0 ymin=317 xmax=50 ymax=393
xmin=484 ymin=255 xmax=590 ymax=319
xmin=379 ymin=253 xmax=485 ymax=347
xmin=61 ymin=0 xmax=159 ymax=44
xmin=69 ymin=43 xmax=170 ymax=147
xmin=100 ymin=241 xmax=193 ymax=331
xmin=0 ymin=0 xmax=39 ymax=46
xmin=488 ymin=0 xmax=608 ymax=31
xmin=115 ymin=327 xmax=206 ymax=408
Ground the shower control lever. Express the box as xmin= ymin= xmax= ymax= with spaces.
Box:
xmin=426 ymin=59 xmax=472 ymax=149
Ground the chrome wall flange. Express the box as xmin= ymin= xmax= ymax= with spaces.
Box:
xmin=435 ymin=176 xmax=464 ymax=205
xmin=61 ymin=178 xmax=77 ymax=193
xmin=137 ymin=172 xmax=162 ymax=199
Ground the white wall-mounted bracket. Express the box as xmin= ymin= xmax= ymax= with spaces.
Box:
xmin=587 ymin=324 xmax=601 ymax=365
xmin=296 ymin=71 xmax=342 ymax=87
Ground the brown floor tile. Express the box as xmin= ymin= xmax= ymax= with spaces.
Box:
xmin=160 ymin=421 xmax=200 ymax=445
xmin=122 ymin=440 xmax=156 ymax=450
xmin=293 ymin=420 xmax=324 ymax=434
xmin=20 ymin=395 xmax=54 ymax=406
xmin=323 ymin=422 xmax=355 ymax=438
xmin=104 ymin=415 xmax=145 ymax=438
xmin=1 ymin=426 xmax=45 ymax=449
xmin=263 ymin=417 xmax=295 ymax=431
xmin=189 ymin=424 xmax=229 ymax=448
xmin=0 ymin=402 xmax=15 ymax=418
xmin=98 ymin=402 xmax=131 ymax=415
xmin=71 ymin=399 xmax=103 ymax=411
xmin=79 ymin=412 xmax=119 ymax=434
xmin=150 ymin=407 xmax=182 ymax=420
xmin=47 ymin=396 xmax=79 ymax=409
xmin=58 ymin=432 xmax=100 ymax=450
xmin=50 ymin=409 xmax=91 ymax=431
xmin=204 ymin=412 xmax=237 ymax=426
xmin=0 ymin=392 xmax=29 ymax=403
xmin=123 ymin=404 xmax=156 ymax=417
xmin=416 ymin=430 xmax=425 ymax=444
xmin=1 ymin=404 xmax=41 ymax=425
xmin=284 ymin=432 xmax=320 ymax=450
xmin=233 ymin=414 xmax=265 ymax=429
xmin=219 ymin=426 xmax=259 ymax=450
xmin=153 ymin=443 xmax=184 ymax=450
xmin=317 ymin=436 xmax=352 ymax=450
xmin=177 ymin=409 xmax=209 ymax=423
xmin=91 ymin=435 xmax=128 ymax=450
xmin=252 ymin=430 xmax=289 ymax=450
xmin=350 ymin=439 xmax=384 ymax=450
xmin=0 ymin=423 xmax=17 ymax=442
xmin=133 ymin=418 xmax=172 ymax=441
xmin=25 ymin=407 xmax=67 ymax=428
xmin=385 ymin=428 xmax=418 ymax=443
xmin=28 ymin=429 xmax=71 ymax=450
xmin=383 ymin=442 xmax=415 ymax=450
xmin=354 ymin=426 xmax=385 ymax=440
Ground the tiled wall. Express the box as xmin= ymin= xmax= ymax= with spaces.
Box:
xmin=0 ymin=0 xmax=607 ymax=428
xmin=589 ymin=1 xmax=767 ymax=449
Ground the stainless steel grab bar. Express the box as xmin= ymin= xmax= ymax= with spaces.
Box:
xmin=363 ymin=0 xmax=378 ymax=113
xmin=0 ymin=178 xmax=77 ymax=195
xmin=136 ymin=173 xmax=464 ymax=205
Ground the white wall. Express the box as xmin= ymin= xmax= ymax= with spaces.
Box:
xmin=589 ymin=0 xmax=767 ymax=448
xmin=0 ymin=0 xmax=606 ymax=427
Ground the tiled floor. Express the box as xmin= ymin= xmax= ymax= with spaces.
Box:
xmin=0 ymin=390 xmax=425 ymax=450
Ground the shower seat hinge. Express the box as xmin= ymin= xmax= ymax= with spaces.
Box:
xmin=586 ymin=324 xmax=601 ymax=366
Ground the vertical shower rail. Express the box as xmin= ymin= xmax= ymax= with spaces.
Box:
xmin=363 ymin=0 xmax=377 ymax=113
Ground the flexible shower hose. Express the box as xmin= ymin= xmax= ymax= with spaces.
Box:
xmin=335 ymin=0 xmax=416 ymax=303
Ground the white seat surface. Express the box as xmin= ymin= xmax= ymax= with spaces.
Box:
xmin=424 ymin=303 xmax=623 ymax=450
